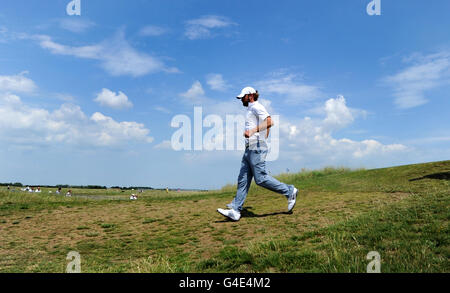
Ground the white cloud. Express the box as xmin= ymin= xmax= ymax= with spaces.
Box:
xmin=154 ymin=106 xmax=172 ymax=114
xmin=206 ymin=73 xmax=228 ymax=91
xmin=59 ymin=18 xmax=95 ymax=33
xmin=52 ymin=103 xmax=88 ymax=122
xmin=90 ymin=112 xmax=154 ymax=145
xmin=30 ymin=30 xmax=179 ymax=77
xmin=352 ymin=140 xmax=407 ymax=158
xmin=0 ymin=93 xmax=153 ymax=147
xmin=404 ymin=136 xmax=450 ymax=145
xmin=279 ymin=96 xmax=408 ymax=163
xmin=99 ymin=31 xmax=179 ymax=76
xmin=153 ymin=140 xmax=173 ymax=150
xmin=185 ymin=15 xmax=237 ymax=40
xmin=180 ymin=81 xmax=207 ymax=104
xmin=33 ymin=34 xmax=101 ymax=58
xmin=179 ymin=81 xmax=242 ymax=116
xmin=0 ymin=26 xmax=7 ymax=43
xmin=0 ymin=93 xmax=21 ymax=105
xmin=53 ymin=93 xmax=76 ymax=102
xmin=255 ymin=73 xmax=323 ymax=104
xmin=323 ymin=95 xmax=354 ymax=130
xmin=385 ymin=50 xmax=450 ymax=109
xmin=139 ymin=25 xmax=169 ymax=37
xmin=187 ymin=15 xmax=235 ymax=28
xmin=0 ymin=72 xmax=37 ymax=93
xmin=94 ymin=88 xmax=133 ymax=109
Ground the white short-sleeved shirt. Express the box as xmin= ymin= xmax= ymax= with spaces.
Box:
xmin=245 ymin=101 xmax=270 ymax=145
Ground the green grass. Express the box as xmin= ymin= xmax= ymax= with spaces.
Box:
xmin=198 ymin=189 xmax=449 ymax=272
xmin=0 ymin=160 xmax=448 ymax=272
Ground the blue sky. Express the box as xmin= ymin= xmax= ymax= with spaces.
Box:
xmin=0 ymin=0 xmax=449 ymax=189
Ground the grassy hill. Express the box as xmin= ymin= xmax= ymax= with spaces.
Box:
xmin=0 ymin=160 xmax=448 ymax=273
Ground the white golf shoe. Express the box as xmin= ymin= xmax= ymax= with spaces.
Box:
xmin=217 ymin=208 xmax=241 ymax=221
xmin=288 ymin=187 xmax=298 ymax=212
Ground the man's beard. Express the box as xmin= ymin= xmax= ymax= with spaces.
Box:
xmin=242 ymin=100 xmax=249 ymax=107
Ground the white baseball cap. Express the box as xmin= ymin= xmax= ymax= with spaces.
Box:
xmin=236 ymin=87 xmax=257 ymax=99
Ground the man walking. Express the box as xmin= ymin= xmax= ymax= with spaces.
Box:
xmin=217 ymin=87 xmax=298 ymax=221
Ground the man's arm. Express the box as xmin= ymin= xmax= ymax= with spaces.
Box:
xmin=244 ymin=116 xmax=274 ymax=138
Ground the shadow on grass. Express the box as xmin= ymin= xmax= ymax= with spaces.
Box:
xmin=409 ymin=171 xmax=450 ymax=181
xmin=215 ymin=206 xmax=292 ymax=223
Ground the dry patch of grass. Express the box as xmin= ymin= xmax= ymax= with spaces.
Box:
xmin=0 ymin=188 xmax=411 ymax=272
xmin=1 ymin=161 xmax=447 ymax=272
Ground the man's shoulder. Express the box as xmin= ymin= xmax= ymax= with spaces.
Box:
xmin=250 ymin=101 xmax=262 ymax=109
xmin=252 ymin=101 xmax=269 ymax=113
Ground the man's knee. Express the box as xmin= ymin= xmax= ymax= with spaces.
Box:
xmin=254 ymin=174 xmax=268 ymax=186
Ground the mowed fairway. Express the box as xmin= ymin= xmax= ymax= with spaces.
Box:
xmin=0 ymin=161 xmax=449 ymax=273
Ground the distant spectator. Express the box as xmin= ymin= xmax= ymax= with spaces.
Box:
xmin=130 ymin=194 xmax=138 ymax=200
xmin=7 ymin=185 xmax=10 ymax=191
xmin=35 ymin=187 xmax=42 ymax=193
xmin=56 ymin=187 xmax=62 ymax=195
xmin=66 ymin=190 xmax=72 ymax=197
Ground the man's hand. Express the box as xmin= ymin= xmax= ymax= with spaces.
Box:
xmin=244 ymin=129 xmax=256 ymax=138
